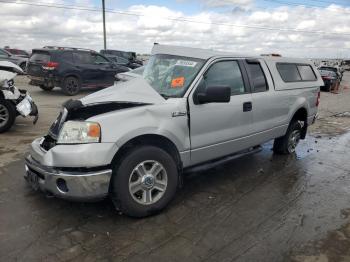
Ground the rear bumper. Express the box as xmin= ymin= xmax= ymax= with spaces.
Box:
xmin=28 ymin=75 xmax=61 ymax=87
xmin=24 ymin=155 xmax=112 ymax=201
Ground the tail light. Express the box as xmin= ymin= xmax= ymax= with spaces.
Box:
xmin=42 ymin=61 xmax=59 ymax=70
xmin=316 ymin=91 xmax=320 ymax=107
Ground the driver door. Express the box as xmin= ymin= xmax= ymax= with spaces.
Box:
xmin=188 ymin=59 xmax=254 ymax=165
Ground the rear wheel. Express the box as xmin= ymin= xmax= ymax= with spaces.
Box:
xmin=39 ymin=85 xmax=54 ymax=91
xmin=111 ymin=146 xmax=178 ymax=217
xmin=273 ymin=120 xmax=302 ymax=155
xmin=62 ymin=76 xmax=81 ymax=96
xmin=0 ymin=99 xmax=16 ymax=133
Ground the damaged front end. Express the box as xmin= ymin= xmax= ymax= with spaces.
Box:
xmin=1 ymin=83 xmax=39 ymax=123
xmin=41 ymin=99 xmax=150 ymax=151
xmin=0 ymin=61 xmax=39 ymax=133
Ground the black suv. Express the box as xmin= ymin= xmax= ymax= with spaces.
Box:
xmin=27 ymin=47 xmax=130 ymax=96
xmin=100 ymin=49 xmax=143 ymax=69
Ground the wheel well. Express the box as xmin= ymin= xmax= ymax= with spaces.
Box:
xmin=111 ymin=134 xmax=183 ymax=172
xmin=291 ymin=107 xmax=308 ymax=139
xmin=63 ymin=74 xmax=81 ymax=83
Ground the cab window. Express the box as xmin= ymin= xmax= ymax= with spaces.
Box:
xmin=200 ymin=60 xmax=246 ymax=95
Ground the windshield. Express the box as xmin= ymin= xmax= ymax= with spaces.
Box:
xmin=143 ymin=54 xmax=205 ymax=98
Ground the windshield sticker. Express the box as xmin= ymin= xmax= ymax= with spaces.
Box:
xmin=175 ymin=60 xmax=197 ymax=67
xmin=171 ymin=77 xmax=185 ymax=88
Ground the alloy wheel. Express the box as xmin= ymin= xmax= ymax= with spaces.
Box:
xmin=288 ymin=129 xmax=301 ymax=153
xmin=128 ymin=160 xmax=168 ymax=205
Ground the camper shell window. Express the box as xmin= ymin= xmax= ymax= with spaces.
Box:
xmin=277 ymin=63 xmax=317 ymax=82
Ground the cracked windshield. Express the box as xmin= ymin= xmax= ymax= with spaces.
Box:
xmin=143 ymin=54 xmax=205 ymax=98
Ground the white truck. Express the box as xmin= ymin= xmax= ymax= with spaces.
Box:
xmin=25 ymin=45 xmax=323 ymax=217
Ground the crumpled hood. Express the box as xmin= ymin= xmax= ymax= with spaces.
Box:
xmin=80 ymin=77 xmax=165 ymax=105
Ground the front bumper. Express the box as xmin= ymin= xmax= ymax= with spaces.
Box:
xmin=24 ymin=155 xmax=112 ymax=201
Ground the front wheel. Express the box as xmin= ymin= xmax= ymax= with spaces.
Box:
xmin=0 ymin=99 xmax=16 ymax=133
xmin=111 ymin=146 xmax=178 ymax=217
xmin=273 ymin=120 xmax=302 ymax=155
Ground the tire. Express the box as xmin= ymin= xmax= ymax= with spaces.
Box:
xmin=111 ymin=146 xmax=179 ymax=218
xmin=62 ymin=76 xmax=81 ymax=96
xmin=39 ymin=85 xmax=54 ymax=91
xmin=273 ymin=120 xmax=302 ymax=155
xmin=0 ymin=99 xmax=16 ymax=133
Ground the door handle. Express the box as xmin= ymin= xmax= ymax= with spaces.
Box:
xmin=243 ymin=102 xmax=252 ymax=112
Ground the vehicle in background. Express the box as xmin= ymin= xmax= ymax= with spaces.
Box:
xmin=342 ymin=60 xmax=350 ymax=71
xmin=4 ymin=48 xmax=30 ymax=58
xmin=105 ymin=55 xmax=142 ymax=69
xmin=116 ymin=66 xmax=144 ymax=82
xmin=26 ymin=46 xmax=130 ymax=96
xmin=318 ymin=68 xmax=340 ymax=92
xmin=0 ymin=48 xmax=28 ymax=72
xmin=321 ymin=66 xmax=343 ymax=80
xmin=100 ymin=49 xmax=143 ymax=67
xmin=0 ymin=61 xmax=38 ymax=133
xmin=25 ymin=44 xmax=322 ymax=218
xmin=318 ymin=66 xmax=343 ymax=91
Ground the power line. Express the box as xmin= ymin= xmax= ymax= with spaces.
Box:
xmin=1 ymin=0 xmax=350 ymax=37
xmin=262 ymin=0 xmax=350 ymax=14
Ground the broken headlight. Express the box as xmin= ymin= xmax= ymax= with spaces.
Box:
xmin=57 ymin=121 xmax=101 ymax=144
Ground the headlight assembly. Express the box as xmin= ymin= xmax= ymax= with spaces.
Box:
xmin=57 ymin=121 xmax=101 ymax=144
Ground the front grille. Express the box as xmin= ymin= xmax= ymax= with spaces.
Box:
xmin=41 ymin=135 xmax=56 ymax=151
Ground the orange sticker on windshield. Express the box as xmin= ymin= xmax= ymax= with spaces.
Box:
xmin=171 ymin=77 xmax=185 ymax=88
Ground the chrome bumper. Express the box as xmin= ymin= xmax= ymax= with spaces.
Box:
xmin=24 ymin=155 xmax=112 ymax=201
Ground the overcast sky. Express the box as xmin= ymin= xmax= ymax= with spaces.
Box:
xmin=1 ymin=0 xmax=350 ymax=58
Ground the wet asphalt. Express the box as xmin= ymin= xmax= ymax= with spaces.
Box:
xmin=0 ymin=75 xmax=350 ymax=262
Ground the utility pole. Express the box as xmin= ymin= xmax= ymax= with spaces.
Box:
xmin=102 ymin=0 xmax=107 ymax=50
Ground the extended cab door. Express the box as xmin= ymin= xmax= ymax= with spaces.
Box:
xmin=188 ymin=59 xmax=254 ymax=166
xmin=244 ymin=59 xmax=289 ymax=143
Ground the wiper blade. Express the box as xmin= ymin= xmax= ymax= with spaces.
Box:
xmin=159 ymin=93 xmax=171 ymax=99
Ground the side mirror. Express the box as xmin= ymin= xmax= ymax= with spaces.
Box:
xmin=196 ymin=86 xmax=231 ymax=104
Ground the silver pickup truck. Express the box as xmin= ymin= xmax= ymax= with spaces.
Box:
xmin=25 ymin=45 xmax=323 ymax=217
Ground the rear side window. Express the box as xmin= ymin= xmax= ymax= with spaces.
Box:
xmin=246 ymin=63 xmax=268 ymax=92
xmin=73 ymin=52 xmax=93 ymax=64
xmin=60 ymin=52 xmax=73 ymax=63
xmin=277 ymin=64 xmax=301 ymax=82
xmin=29 ymin=52 xmax=50 ymax=62
xmin=297 ymin=65 xmax=316 ymax=81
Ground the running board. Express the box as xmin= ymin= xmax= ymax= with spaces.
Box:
xmin=184 ymin=146 xmax=262 ymax=174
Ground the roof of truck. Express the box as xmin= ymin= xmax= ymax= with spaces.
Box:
xmin=151 ymin=44 xmax=312 ymax=64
